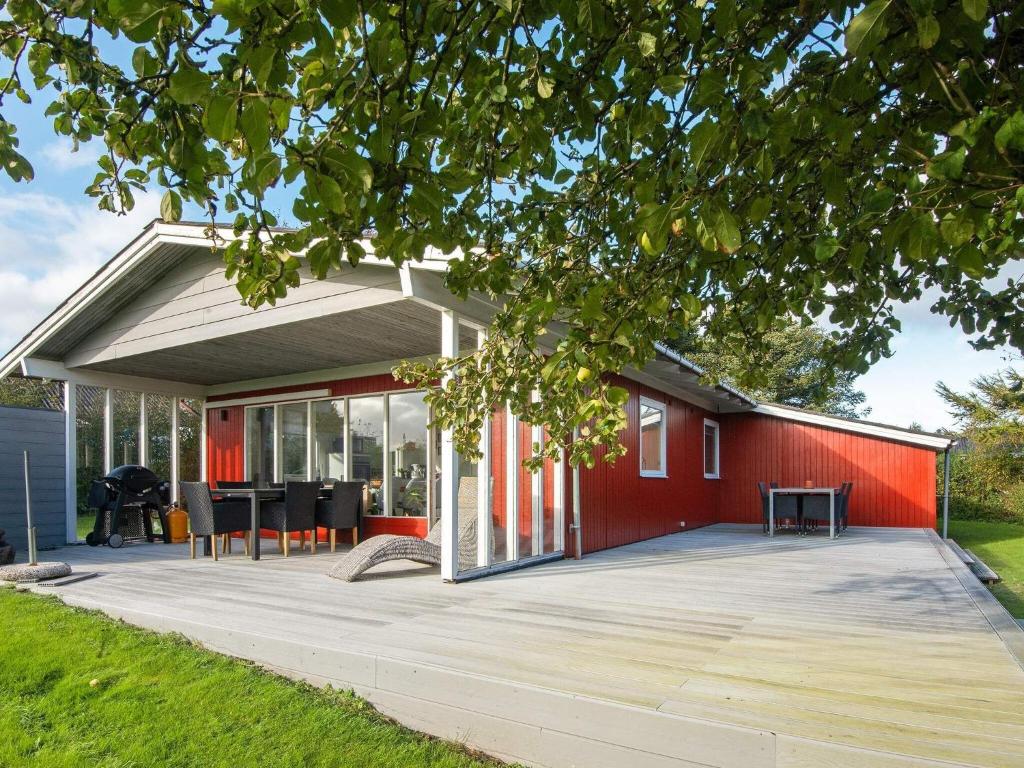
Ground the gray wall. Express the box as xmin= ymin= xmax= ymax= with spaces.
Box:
xmin=0 ymin=406 xmax=65 ymax=558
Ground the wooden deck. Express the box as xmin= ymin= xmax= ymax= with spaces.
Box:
xmin=26 ymin=525 xmax=1024 ymax=768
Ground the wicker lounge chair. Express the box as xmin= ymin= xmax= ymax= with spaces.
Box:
xmin=328 ymin=476 xmax=487 ymax=581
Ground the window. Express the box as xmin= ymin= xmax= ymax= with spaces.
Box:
xmin=246 ymin=406 xmax=275 ymax=484
xmin=349 ymin=395 xmax=385 ymax=514
xmin=279 ymin=402 xmax=308 ymax=482
xmin=312 ymin=399 xmax=345 ymax=483
xmin=112 ymin=390 xmax=141 ymax=467
xmin=388 ymin=391 xmax=430 ymax=516
xmin=704 ymin=419 xmax=720 ymax=479
xmin=177 ymin=398 xmax=203 ymax=483
xmin=639 ymin=397 xmax=667 ymax=477
xmin=145 ymin=394 xmax=173 ymax=483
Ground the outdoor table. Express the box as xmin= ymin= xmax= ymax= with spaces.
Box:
xmin=768 ymin=487 xmax=836 ymax=540
xmin=208 ymin=487 xmax=285 ymax=560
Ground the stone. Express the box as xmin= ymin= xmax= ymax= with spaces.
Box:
xmin=0 ymin=561 xmax=72 ymax=582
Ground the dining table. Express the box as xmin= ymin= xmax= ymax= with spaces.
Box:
xmin=768 ymin=486 xmax=837 ymax=540
xmin=210 ymin=485 xmax=335 ymax=560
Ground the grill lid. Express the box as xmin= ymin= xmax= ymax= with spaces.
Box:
xmin=105 ymin=465 xmax=162 ymax=493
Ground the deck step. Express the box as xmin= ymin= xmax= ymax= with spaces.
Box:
xmin=962 ymin=548 xmax=1001 ymax=584
xmin=945 ymin=538 xmax=974 ymax=565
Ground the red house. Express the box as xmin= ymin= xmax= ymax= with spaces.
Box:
xmin=0 ymin=221 xmax=952 ymax=580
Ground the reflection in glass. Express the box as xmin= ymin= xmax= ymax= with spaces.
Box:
xmin=146 ymin=394 xmax=172 ymax=481
xmin=76 ymin=385 xmax=105 ymax=541
xmin=388 ymin=391 xmax=429 ymax=516
xmin=280 ymin=402 xmax=308 ymax=482
xmin=112 ymin=390 xmax=141 ymax=466
xmin=313 ymin=400 xmax=345 ymax=483
xmin=246 ymin=406 xmax=275 ymax=485
xmin=177 ymin=398 xmax=202 ymax=484
xmin=349 ymin=396 xmax=384 ymax=513
xmin=640 ymin=401 xmax=665 ymax=474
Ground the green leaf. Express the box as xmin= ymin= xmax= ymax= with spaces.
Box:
xmin=320 ymin=0 xmax=358 ymax=29
xmin=203 ymin=95 xmax=238 ymax=142
xmin=955 ymin=246 xmax=985 ymax=277
xmin=167 ymin=68 xmax=212 ymax=105
xmin=712 ymin=206 xmax=741 ymax=254
xmin=536 ymin=76 xmax=555 ymax=99
xmin=577 ymin=0 xmax=604 ymax=33
xmin=160 ymin=189 xmax=182 ymax=222
xmin=247 ymin=47 xmax=277 ymax=88
xmin=994 ymin=111 xmax=1024 ymax=153
xmin=248 ymin=152 xmax=281 ymax=189
xmin=688 ymin=120 xmax=718 ymax=170
xmin=638 ymin=32 xmax=657 ymax=58
xmin=845 ymin=0 xmax=892 ymax=58
xmin=814 ymin=237 xmax=840 ymax=263
xmin=639 ymin=203 xmax=673 ymax=254
xmin=310 ymin=173 xmax=345 ymax=213
xmin=240 ymin=99 xmax=271 ymax=151
xmin=917 ymin=15 xmax=940 ymax=49
xmin=940 ymin=212 xmax=974 ymax=247
xmin=961 ymin=0 xmax=986 ymax=22
xmin=926 ymin=146 xmax=966 ymax=180
xmin=655 ymin=75 xmax=687 ymax=97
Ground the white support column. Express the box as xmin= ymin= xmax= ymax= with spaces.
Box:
xmin=476 ymin=328 xmax=491 ymax=568
xmin=138 ymin=392 xmax=147 ymax=467
xmin=103 ymin=388 xmax=113 ymax=473
xmin=531 ymin=420 xmax=544 ymax=557
xmin=170 ymin=397 xmax=180 ymax=501
xmin=306 ymin=400 xmax=315 ymax=481
xmin=553 ymin=445 xmax=565 ymax=553
xmin=572 ymin=426 xmax=582 ymax=560
xmin=505 ymin=404 xmax=519 ymax=563
xmin=272 ymin=404 xmax=281 ymax=483
xmin=64 ymin=381 xmax=77 ymax=543
xmin=439 ymin=310 xmax=460 ymax=581
xmin=382 ymin=393 xmax=391 ymax=515
xmin=199 ymin=401 xmax=208 ymax=482
xmin=343 ymin=398 xmax=351 ymax=482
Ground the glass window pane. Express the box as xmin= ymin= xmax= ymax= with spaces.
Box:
xmin=640 ymin=401 xmax=664 ymax=474
xmin=349 ymin=396 xmax=384 ymax=514
xmin=145 ymin=394 xmax=172 ymax=481
xmin=704 ymin=424 xmax=718 ymax=476
xmin=112 ymin=390 xmax=141 ymax=467
xmin=177 ymin=398 xmax=202 ymax=483
xmin=389 ymin=391 xmax=429 ymax=516
xmin=280 ymin=403 xmax=308 ymax=482
xmin=313 ymin=400 xmax=345 ymax=483
xmin=76 ymin=385 xmax=105 ymax=541
xmin=246 ymin=406 xmax=275 ymax=485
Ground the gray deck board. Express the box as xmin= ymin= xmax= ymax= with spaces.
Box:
xmin=27 ymin=525 xmax=1024 ymax=768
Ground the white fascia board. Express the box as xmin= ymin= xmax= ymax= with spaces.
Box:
xmin=0 ymin=224 xmax=168 ymax=379
xmin=400 ymin=263 xmax=498 ymax=329
xmin=754 ymin=403 xmax=953 ymax=451
xmin=20 ymin=357 xmax=209 ymax=398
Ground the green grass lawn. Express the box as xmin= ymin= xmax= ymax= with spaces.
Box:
xmin=948 ymin=519 xmax=1024 ymax=619
xmin=0 ymin=588 xmax=507 ymax=768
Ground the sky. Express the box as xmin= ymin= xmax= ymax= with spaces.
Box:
xmin=0 ymin=105 xmax=1020 ymax=433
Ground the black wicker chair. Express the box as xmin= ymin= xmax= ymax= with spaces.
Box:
xmin=179 ymin=481 xmax=252 ymax=560
xmin=316 ymin=481 xmax=363 ymax=552
xmin=260 ymin=481 xmax=319 ymax=556
xmin=215 ymin=480 xmax=252 ymax=489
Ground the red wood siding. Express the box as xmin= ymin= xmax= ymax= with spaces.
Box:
xmin=577 ymin=375 xmax=719 ymax=555
xmin=717 ymin=413 xmax=937 ymax=528
xmin=206 ymin=405 xmax=244 ymax=482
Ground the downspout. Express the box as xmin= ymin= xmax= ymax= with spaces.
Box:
xmin=942 ymin=446 xmax=951 ymax=540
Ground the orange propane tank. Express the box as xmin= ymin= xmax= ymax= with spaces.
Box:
xmin=165 ymin=504 xmax=189 ymax=544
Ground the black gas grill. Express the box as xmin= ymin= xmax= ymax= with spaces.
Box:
xmin=86 ymin=465 xmax=171 ymax=547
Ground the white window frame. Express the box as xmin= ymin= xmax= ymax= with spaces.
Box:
xmin=638 ymin=396 xmax=668 ymax=479
xmin=703 ymin=418 xmax=720 ymax=480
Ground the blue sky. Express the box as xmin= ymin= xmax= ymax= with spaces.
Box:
xmin=0 ymin=105 xmax=1019 ymax=432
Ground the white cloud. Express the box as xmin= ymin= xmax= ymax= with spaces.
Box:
xmin=0 ymin=190 xmax=160 ymax=352
xmin=38 ymin=137 xmax=102 ymax=172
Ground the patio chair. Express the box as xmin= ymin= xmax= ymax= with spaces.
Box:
xmin=316 ymin=481 xmax=363 ymax=551
xmin=800 ymin=493 xmax=840 ymax=535
xmin=328 ymin=476 xmax=488 ymax=582
xmin=179 ymin=481 xmax=252 ymax=560
xmin=259 ymin=481 xmax=320 ymax=556
xmin=771 ymin=492 xmax=800 ymax=533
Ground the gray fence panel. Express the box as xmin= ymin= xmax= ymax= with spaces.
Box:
xmin=0 ymin=406 xmax=66 ymax=558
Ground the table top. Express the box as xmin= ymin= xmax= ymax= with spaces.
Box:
xmin=770 ymin=487 xmax=836 ymax=494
